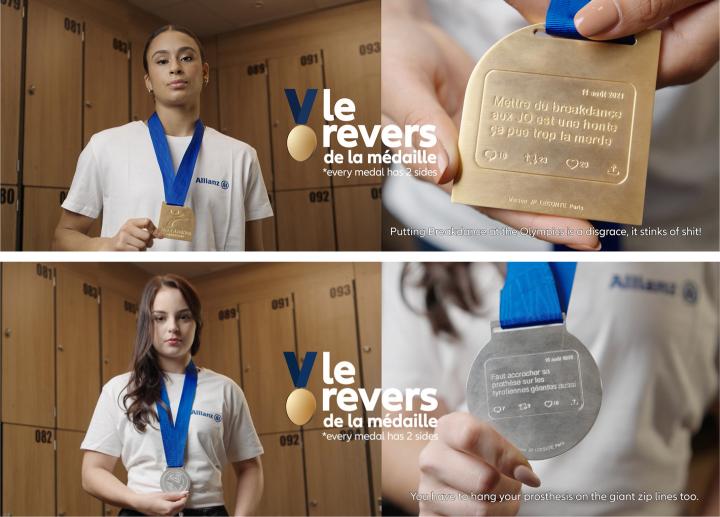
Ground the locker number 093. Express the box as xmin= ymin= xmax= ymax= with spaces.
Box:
xmin=358 ymin=42 xmax=381 ymax=56
xmin=218 ymin=308 xmax=237 ymax=320
xmin=330 ymin=284 xmax=351 ymax=298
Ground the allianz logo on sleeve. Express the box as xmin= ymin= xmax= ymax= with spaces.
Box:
xmin=195 ymin=177 xmax=229 ymax=190
xmin=610 ymin=274 xmax=698 ymax=304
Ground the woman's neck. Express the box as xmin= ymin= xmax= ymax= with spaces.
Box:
xmin=158 ymin=353 xmax=192 ymax=374
xmin=154 ymin=103 xmax=200 ymax=136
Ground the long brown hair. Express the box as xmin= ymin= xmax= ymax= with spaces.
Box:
xmin=400 ymin=263 xmax=493 ymax=340
xmin=123 ymin=274 xmax=203 ymax=432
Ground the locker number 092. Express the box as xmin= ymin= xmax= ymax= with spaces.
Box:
xmin=1 ymin=0 xmax=21 ymax=10
xmin=279 ymin=433 xmax=300 ymax=446
xmin=35 ymin=429 xmax=53 ymax=444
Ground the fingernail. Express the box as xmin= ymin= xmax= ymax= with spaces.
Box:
xmin=435 ymin=149 xmax=448 ymax=182
xmin=575 ymin=0 xmax=620 ymax=37
xmin=569 ymin=240 xmax=602 ymax=252
xmin=513 ymin=465 xmax=541 ymax=488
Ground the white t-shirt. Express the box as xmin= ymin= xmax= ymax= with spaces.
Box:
xmin=383 ymin=0 xmax=719 ymax=251
xmin=62 ymin=122 xmax=274 ymax=251
xmin=382 ymin=262 xmax=719 ymax=515
xmin=81 ymin=367 xmax=264 ymax=508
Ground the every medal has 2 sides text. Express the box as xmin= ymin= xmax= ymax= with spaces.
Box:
xmin=287 ymin=352 xmax=439 ymax=430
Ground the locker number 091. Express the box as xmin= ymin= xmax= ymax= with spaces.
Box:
xmin=299 ymin=54 xmax=319 ymax=66
xmin=271 ymin=297 xmax=290 ymax=310
xmin=1 ymin=0 xmax=21 ymax=10
xmin=35 ymin=429 xmax=53 ymax=444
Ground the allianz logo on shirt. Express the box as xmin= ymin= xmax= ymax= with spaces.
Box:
xmin=609 ymin=274 xmax=698 ymax=304
xmin=195 ymin=177 xmax=229 ymax=190
xmin=192 ymin=409 xmax=222 ymax=423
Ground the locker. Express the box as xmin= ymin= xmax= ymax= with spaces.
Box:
xmin=295 ymin=281 xmax=362 ymax=430
xmin=57 ymin=429 xmax=104 ymax=516
xmin=1 ymin=184 xmax=18 ymax=251
xmin=369 ymin=439 xmax=381 ymax=515
xmin=2 ymin=423 xmax=56 ymax=516
xmin=1 ymin=263 xmax=55 ymax=427
xmin=23 ymin=186 xmax=67 ymax=250
xmin=353 ymin=263 xmax=381 ymax=412
xmin=195 ymin=303 xmax=241 ymax=383
xmin=84 ymin=23 xmax=130 ymax=145
xmin=57 ymin=269 xmax=101 ymax=431
xmin=101 ymin=288 xmax=137 ymax=384
xmin=24 ymin=0 xmax=82 ymax=188
xmin=303 ymin=429 xmax=371 ymax=516
xmin=201 ymin=68 xmax=220 ymax=132
xmin=218 ymin=61 xmax=273 ymax=190
xmin=275 ymin=189 xmax=335 ymax=251
xmin=323 ymin=38 xmax=381 ymax=187
xmin=23 ymin=186 xmax=100 ymax=251
xmin=130 ymin=36 xmax=154 ymax=122
xmin=1 ymin=0 xmax=23 ymax=185
xmin=269 ymin=52 xmax=328 ymax=190
xmin=334 ymin=184 xmax=382 ymax=251
xmin=239 ymin=294 xmax=298 ymax=434
xmin=254 ymin=431 xmax=306 ymax=516
xmin=262 ymin=193 xmax=277 ymax=251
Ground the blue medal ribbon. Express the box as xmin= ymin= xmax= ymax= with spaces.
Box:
xmin=147 ymin=112 xmax=205 ymax=207
xmin=500 ymin=263 xmax=577 ymax=329
xmin=546 ymin=0 xmax=635 ymax=44
xmin=156 ymin=361 xmax=198 ymax=469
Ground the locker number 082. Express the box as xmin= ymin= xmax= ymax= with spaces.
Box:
xmin=35 ymin=429 xmax=53 ymax=444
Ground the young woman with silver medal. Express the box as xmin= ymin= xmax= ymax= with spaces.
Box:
xmin=54 ymin=26 xmax=273 ymax=251
xmin=81 ymin=275 xmax=263 ymax=516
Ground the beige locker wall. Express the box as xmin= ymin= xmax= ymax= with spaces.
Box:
xmin=23 ymin=0 xmax=82 ymax=188
xmin=57 ymin=429 xmax=104 ymax=516
xmin=1 ymin=0 xmax=23 ymax=186
xmin=1 ymin=262 xmax=56 ymax=427
xmin=101 ymin=288 xmax=138 ymax=383
xmin=195 ymin=302 xmax=241 ymax=383
xmin=2 ymin=423 xmax=56 ymax=516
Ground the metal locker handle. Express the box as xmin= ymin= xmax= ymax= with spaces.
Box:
xmin=85 ymin=101 xmax=93 ymax=108
xmin=362 ymin=346 xmax=372 ymax=353
xmin=3 ymin=328 xmax=11 ymax=337
xmin=103 ymin=358 xmax=109 ymax=364
xmin=57 ymin=344 xmax=64 ymax=351
xmin=309 ymin=500 xmax=318 ymax=507
xmin=28 ymin=85 xmax=36 ymax=95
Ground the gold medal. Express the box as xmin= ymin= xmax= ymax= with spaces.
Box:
xmin=453 ymin=25 xmax=661 ymax=225
xmin=158 ymin=202 xmax=195 ymax=241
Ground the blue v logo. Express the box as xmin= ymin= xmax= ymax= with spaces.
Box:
xmin=284 ymin=89 xmax=318 ymax=125
xmin=283 ymin=351 xmax=317 ymax=388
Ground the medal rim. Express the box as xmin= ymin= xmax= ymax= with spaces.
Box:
xmin=160 ymin=466 xmax=192 ymax=493
xmin=466 ymin=321 xmax=602 ymax=460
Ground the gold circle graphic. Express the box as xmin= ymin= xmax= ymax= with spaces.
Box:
xmin=286 ymin=388 xmax=317 ymax=426
xmin=286 ymin=125 xmax=317 ymax=162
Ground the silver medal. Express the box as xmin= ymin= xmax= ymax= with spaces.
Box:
xmin=160 ymin=467 xmax=192 ymax=493
xmin=466 ymin=319 xmax=602 ymax=460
